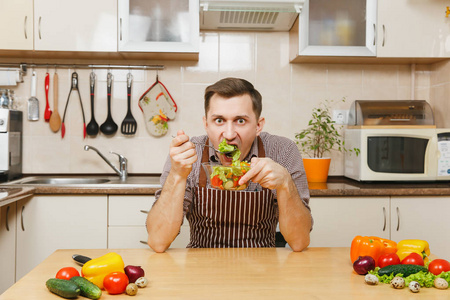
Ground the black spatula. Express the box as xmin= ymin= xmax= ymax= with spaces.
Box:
xmin=121 ymin=73 xmax=137 ymax=135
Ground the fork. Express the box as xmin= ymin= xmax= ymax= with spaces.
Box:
xmin=120 ymin=73 xmax=137 ymax=135
xmin=171 ymin=135 xmax=235 ymax=155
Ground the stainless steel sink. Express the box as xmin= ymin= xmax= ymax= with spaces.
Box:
xmin=21 ymin=178 xmax=111 ymax=185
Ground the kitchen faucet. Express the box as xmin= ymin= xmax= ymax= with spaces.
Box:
xmin=84 ymin=145 xmax=128 ymax=181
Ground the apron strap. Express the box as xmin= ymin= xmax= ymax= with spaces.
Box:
xmin=199 ymin=136 xmax=265 ymax=188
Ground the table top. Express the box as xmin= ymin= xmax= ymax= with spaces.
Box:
xmin=1 ymin=247 xmax=448 ymax=299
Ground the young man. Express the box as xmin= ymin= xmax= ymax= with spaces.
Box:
xmin=146 ymin=78 xmax=312 ymax=252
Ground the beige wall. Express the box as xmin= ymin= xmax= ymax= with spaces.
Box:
xmin=10 ymin=31 xmax=437 ymax=176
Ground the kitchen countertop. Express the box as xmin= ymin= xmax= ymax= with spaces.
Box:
xmin=2 ymin=176 xmax=450 ymax=207
xmin=1 ymin=247 xmax=447 ymax=299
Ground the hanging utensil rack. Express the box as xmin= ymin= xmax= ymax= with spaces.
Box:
xmin=0 ymin=63 xmax=164 ymax=75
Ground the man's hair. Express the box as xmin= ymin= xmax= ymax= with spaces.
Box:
xmin=204 ymin=78 xmax=262 ymax=119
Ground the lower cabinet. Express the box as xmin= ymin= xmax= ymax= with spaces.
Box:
xmin=309 ymin=197 xmax=390 ymax=247
xmin=309 ymin=196 xmax=450 ymax=261
xmin=108 ymin=195 xmax=190 ymax=249
xmin=0 ymin=203 xmax=17 ymax=294
xmin=15 ymin=195 xmax=108 ymax=281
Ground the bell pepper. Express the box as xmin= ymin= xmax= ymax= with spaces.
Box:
xmin=396 ymin=239 xmax=430 ymax=263
xmin=82 ymin=252 xmax=125 ymax=289
xmin=350 ymin=236 xmax=397 ymax=266
xmin=368 ymin=236 xmax=397 ymax=255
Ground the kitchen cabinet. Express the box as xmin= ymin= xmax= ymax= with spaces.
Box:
xmin=390 ymin=196 xmax=450 ymax=261
xmin=0 ymin=202 xmax=16 ymax=294
xmin=376 ymin=0 xmax=450 ymax=58
xmin=15 ymin=195 xmax=108 ymax=281
xmin=0 ymin=0 xmax=33 ymax=50
xmin=108 ymin=195 xmax=190 ymax=249
xmin=309 ymin=197 xmax=390 ymax=247
xmin=118 ymin=0 xmax=199 ymax=54
xmin=290 ymin=0 xmax=377 ymax=59
xmin=290 ymin=0 xmax=450 ymax=62
xmin=33 ymin=0 xmax=117 ymax=52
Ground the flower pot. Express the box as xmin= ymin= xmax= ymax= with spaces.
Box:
xmin=302 ymin=157 xmax=331 ymax=183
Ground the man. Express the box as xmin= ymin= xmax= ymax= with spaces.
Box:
xmin=146 ymin=78 xmax=312 ymax=252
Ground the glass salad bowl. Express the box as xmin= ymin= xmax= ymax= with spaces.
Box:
xmin=202 ymin=162 xmax=250 ymax=191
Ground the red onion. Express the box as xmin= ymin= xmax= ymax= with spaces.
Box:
xmin=124 ymin=265 xmax=145 ymax=283
xmin=353 ymin=256 xmax=376 ymax=275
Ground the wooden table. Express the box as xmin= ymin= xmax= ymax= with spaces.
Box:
xmin=1 ymin=247 xmax=448 ymax=299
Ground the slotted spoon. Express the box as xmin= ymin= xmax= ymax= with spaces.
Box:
xmin=121 ymin=73 xmax=137 ymax=135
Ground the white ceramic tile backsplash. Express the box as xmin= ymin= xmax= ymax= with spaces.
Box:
xmin=8 ymin=31 xmax=436 ymax=175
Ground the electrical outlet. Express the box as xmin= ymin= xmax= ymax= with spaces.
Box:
xmin=332 ymin=110 xmax=348 ymax=125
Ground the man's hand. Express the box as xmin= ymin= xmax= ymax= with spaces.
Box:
xmin=238 ymin=157 xmax=290 ymax=190
xmin=170 ymin=130 xmax=198 ymax=179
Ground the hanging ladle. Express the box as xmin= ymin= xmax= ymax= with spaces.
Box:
xmin=86 ymin=72 xmax=99 ymax=136
xmin=100 ymin=72 xmax=118 ymax=135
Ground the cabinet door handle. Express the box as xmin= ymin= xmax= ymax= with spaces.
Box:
xmin=140 ymin=240 xmax=147 ymax=245
xmin=396 ymin=207 xmax=400 ymax=231
xmin=21 ymin=205 xmax=25 ymax=231
xmin=373 ymin=23 xmax=376 ymax=46
xmin=140 ymin=210 xmax=149 ymax=214
xmin=5 ymin=205 xmax=10 ymax=231
xmin=38 ymin=16 xmax=42 ymax=40
xmin=382 ymin=206 xmax=386 ymax=231
xmin=382 ymin=24 xmax=385 ymax=47
xmin=24 ymin=16 xmax=28 ymax=39
xmin=120 ymin=18 xmax=122 ymax=41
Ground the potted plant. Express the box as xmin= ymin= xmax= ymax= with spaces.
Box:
xmin=295 ymin=98 xmax=359 ymax=183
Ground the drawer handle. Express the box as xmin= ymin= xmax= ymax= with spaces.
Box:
xmin=382 ymin=206 xmax=386 ymax=231
xmin=38 ymin=16 xmax=42 ymax=40
xmin=24 ymin=16 xmax=28 ymax=39
xmin=382 ymin=24 xmax=385 ymax=47
xmin=140 ymin=240 xmax=147 ymax=245
xmin=5 ymin=205 xmax=10 ymax=231
xmin=396 ymin=207 xmax=400 ymax=231
xmin=373 ymin=23 xmax=376 ymax=46
xmin=21 ymin=205 xmax=25 ymax=231
xmin=120 ymin=18 xmax=122 ymax=41
xmin=140 ymin=210 xmax=149 ymax=214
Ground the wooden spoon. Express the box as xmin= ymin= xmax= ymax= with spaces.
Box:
xmin=49 ymin=73 xmax=61 ymax=132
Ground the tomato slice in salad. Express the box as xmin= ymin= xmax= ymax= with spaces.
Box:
xmin=211 ymin=175 xmax=223 ymax=187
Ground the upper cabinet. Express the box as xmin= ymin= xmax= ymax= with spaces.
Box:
xmin=0 ymin=0 xmax=34 ymax=50
xmin=292 ymin=0 xmax=377 ymax=57
xmin=377 ymin=0 xmax=450 ymax=58
xmin=118 ymin=0 xmax=199 ymax=53
xmin=290 ymin=0 xmax=450 ymax=63
xmin=34 ymin=0 xmax=117 ymax=52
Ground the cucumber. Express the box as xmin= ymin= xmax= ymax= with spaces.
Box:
xmin=223 ymin=179 xmax=235 ymax=190
xmin=46 ymin=278 xmax=80 ymax=299
xmin=378 ymin=264 xmax=428 ymax=277
xmin=70 ymin=276 xmax=102 ymax=300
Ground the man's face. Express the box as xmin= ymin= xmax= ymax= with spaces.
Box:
xmin=203 ymin=93 xmax=265 ymax=165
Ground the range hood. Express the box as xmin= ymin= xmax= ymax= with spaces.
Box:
xmin=200 ymin=0 xmax=304 ymax=31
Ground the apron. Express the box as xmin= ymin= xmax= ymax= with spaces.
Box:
xmin=188 ymin=137 xmax=278 ymax=248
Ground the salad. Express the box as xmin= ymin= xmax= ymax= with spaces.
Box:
xmin=210 ymin=139 xmax=250 ymax=190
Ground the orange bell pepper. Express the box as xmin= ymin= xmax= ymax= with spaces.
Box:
xmin=368 ymin=236 xmax=397 ymax=255
xmin=350 ymin=236 xmax=397 ymax=266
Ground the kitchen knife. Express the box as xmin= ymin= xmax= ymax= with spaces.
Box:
xmin=72 ymin=254 xmax=92 ymax=266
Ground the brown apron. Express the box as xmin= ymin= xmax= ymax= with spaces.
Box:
xmin=188 ymin=137 xmax=278 ymax=248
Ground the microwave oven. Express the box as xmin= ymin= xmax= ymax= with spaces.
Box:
xmin=344 ymin=128 xmax=450 ymax=181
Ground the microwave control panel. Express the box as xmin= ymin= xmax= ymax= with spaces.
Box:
xmin=437 ymin=132 xmax=450 ymax=177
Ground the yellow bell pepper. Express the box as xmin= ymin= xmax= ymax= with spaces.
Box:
xmin=82 ymin=252 xmax=125 ymax=289
xmin=396 ymin=239 xmax=430 ymax=263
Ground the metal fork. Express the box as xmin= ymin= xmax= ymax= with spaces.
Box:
xmin=191 ymin=141 xmax=236 ymax=155
xmin=121 ymin=73 xmax=137 ymax=135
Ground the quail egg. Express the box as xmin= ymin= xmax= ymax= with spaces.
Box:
xmin=390 ymin=276 xmax=405 ymax=289
xmin=434 ymin=278 xmax=448 ymax=290
xmin=364 ymin=274 xmax=379 ymax=285
xmin=409 ymin=281 xmax=420 ymax=293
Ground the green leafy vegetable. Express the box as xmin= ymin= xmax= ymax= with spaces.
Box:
xmin=218 ymin=139 xmax=236 ymax=153
xmin=368 ymin=267 xmax=450 ymax=287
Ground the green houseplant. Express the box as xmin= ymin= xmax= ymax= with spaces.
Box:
xmin=295 ymin=98 xmax=359 ymax=183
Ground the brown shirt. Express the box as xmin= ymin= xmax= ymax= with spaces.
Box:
xmin=155 ymin=132 xmax=312 ymax=226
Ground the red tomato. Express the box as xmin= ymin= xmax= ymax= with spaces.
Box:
xmin=211 ymin=175 xmax=222 ymax=188
xmin=378 ymin=253 xmax=401 ymax=268
xmin=103 ymin=272 xmax=129 ymax=295
xmin=55 ymin=267 xmax=80 ymax=280
xmin=401 ymin=252 xmax=424 ymax=266
xmin=428 ymin=259 xmax=450 ymax=275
